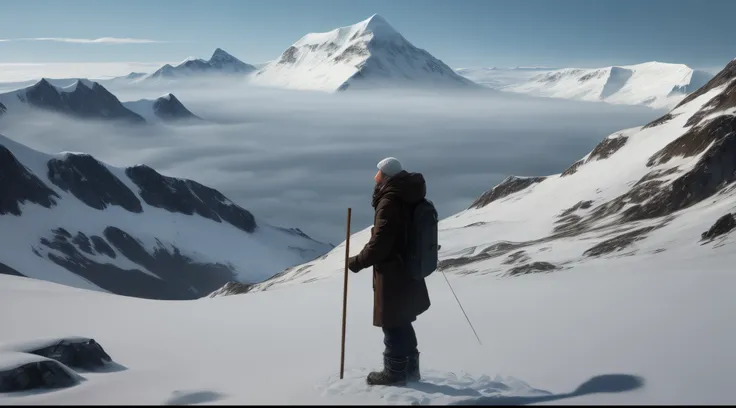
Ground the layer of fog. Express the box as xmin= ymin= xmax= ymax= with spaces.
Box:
xmin=0 ymin=80 xmax=663 ymax=244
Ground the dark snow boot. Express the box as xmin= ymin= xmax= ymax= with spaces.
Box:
xmin=407 ymin=351 xmax=420 ymax=382
xmin=366 ymin=355 xmax=408 ymax=386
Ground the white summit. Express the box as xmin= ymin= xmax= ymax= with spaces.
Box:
xmin=250 ymin=14 xmax=477 ymax=92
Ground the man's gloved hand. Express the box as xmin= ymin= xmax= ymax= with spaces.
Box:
xmin=348 ymin=256 xmax=362 ymax=273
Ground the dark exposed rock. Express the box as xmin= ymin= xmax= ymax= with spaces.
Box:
xmin=501 ymin=250 xmax=531 ymax=265
xmin=91 ymin=236 xmax=116 ymax=258
xmin=469 ymin=176 xmax=546 ymax=209
xmin=701 ymin=213 xmax=736 ymax=241
xmin=627 ymin=126 xmax=736 ymax=221
xmin=507 ymin=261 xmax=560 ymax=276
xmin=685 ymin=79 xmax=736 ymax=127
xmin=0 ymin=359 xmax=76 ymax=393
xmin=675 ymin=59 xmax=736 ymax=109
xmin=21 ymin=79 xmax=145 ymax=124
xmin=0 ymin=145 xmax=60 ymax=216
xmin=30 ymin=338 xmax=112 ymax=371
xmin=0 ymin=101 xmax=6 ymax=115
xmin=125 ymin=165 xmax=256 ymax=233
xmin=643 ymin=113 xmax=679 ymax=129
xmin=583 ymin=226 xmax=656 ymax=257
xmin=153 ymin=94 xmax=199 ymax=121
xmin=648 ymin=115 xmax=736 ymax=167
xmin=560 ymin=200 xmax=594 ymax=218
xmin=208 ymin=281 xmax=252 ymax=298
xmin=0 ymin=262 xmax=24 ymax=277
xmin=72 ymin=232 xmax=93 ymax=255
xmin=47 ymin=154 xmax=142 ymax=213
xmin=438 ymin=241 xmax=527 ymax=270
xmin=278 ymin=46 xmax=299 ymax=64
xmin=561 ymin=159 xmax=585 ymax=177
xmin=588 ymin=135 xmax=628 ymax=161
xmin=52 ymin=227 xmax=72 ymax=238
xmin=38 ymin=226 xmax=237 ymax=300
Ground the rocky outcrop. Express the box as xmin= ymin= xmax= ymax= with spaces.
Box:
xmin=701 ymin=213 xmax=736 ymax=241
xmin=38 ymin=226 xmax=237 ymax=300
xmin=0 ymin=262 xmax=24 ymax=277
xmin=0 ymin=358 xmax=77 ymax=392
xmin=0 ymin=145 xmax=59 ymax=216
xmin=125 ymin=165 xmax=257 ymax=233
xmin=588 ymin=135 xmax=628 ymax=161
xmin=47 ymin=154 xmax=143 ymax=213
xmin=469 ymin=176 xmax=546 ymax=209
xmin=30 ymin=338 xmax=112 ymax=370
xmin=208 ymin=281 xmax=252 ymax=298
xmin=0 ymin=338 xmax=113 ymax=393
xmin=507 ymin=261 xmax=560 ymax=276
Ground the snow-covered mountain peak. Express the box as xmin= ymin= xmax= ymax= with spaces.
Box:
xmin=252 ymin=15 xmax=477 ymax=92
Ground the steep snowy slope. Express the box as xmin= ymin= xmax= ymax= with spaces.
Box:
xmin=501 ymin=62 xmax=713 ymax=109
xmin=250 ymin=14 xmax=478 ymax=92
xmin=0 ymin=79 xmax=145 ymax=123
xmin=122 ymin=93 xmax=201 ymax=122
xmin=0 ymin=133 xmax=331 ymax=300
xmin=138 ymin=48 xmax=256 ymax=82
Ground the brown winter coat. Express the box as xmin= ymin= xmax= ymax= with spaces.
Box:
xmin=349 ymin=170 xmax=431 ymax=328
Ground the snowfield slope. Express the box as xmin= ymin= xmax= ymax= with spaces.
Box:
xmin=0 ymin=60 xmax=734 ymax=405
xmin=250 ymin=14 xmax=477 ymax=92
xmin=501 ymin=62 xmax=713 ymax=109
xmin=0 ymin=133 xmax=331 ymax=300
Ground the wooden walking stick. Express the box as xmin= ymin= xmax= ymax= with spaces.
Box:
xmin=340 ymin=207 xmax=352 ymax=380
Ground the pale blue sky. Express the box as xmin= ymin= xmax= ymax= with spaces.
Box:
xmin=0 ymin=0 xmax=733 ymax=70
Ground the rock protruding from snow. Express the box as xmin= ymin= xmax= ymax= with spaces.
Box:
xmin=29 ymin=338 xmax=112 ymax=371
xmin=140 ymin=48 xmax=256 ymax=82
xmin=47 ymin=154 xmax=143 ymax=213
xmin=701 ymin=213 xmax=736 ymax=241
xmin=0 ymin=79 xmax=145 ymax=123
xmin=0 ymin=146 xmax=59 ymax=216
xmin=208 ymin=281 xmax=252 ymax=298
xmin=469 ymin=176 xmax=546 ymax=209
xmin=0 ymin=354 xmax=77 ymax=393
xmin=123 ymin=93 xmax=200 ymax=123
xmin=251 ymin=14 xmax=478 ymax=92
xmin=125 ymin=165 xmax=257 ymax=233
xmin=503 ymin=62 xmax=713 ymax=109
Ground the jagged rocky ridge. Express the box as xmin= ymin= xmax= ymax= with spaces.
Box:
xmin=0 ymin=134 xmax=331 ymax=300
xmin=0 ymin=79 xmax=145 ymax=123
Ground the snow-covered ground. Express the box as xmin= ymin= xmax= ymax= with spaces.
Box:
xmin=0 ymin=241 xmax=732 ymax=404
xmin=2 ymin=59 xmax=735 ymax=404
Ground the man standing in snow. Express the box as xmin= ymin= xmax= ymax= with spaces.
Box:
xmin=348 ymin=157 xmax=431 ymax=386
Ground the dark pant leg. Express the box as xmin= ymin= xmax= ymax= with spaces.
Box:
xmin=383 ymin=323 xmax=418 ymax=358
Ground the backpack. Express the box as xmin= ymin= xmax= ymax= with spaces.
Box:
xmin=403 ymin=198 xmax=439 ymax=280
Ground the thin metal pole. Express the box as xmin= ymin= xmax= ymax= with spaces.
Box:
xmin=441 ymin=270 xmax=482 ymax=346
xmin=340 ymin=208 xmax=352 ymax=379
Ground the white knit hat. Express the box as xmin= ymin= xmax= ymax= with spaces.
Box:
xmin=377 ymin=157 xmax=403 ymax=177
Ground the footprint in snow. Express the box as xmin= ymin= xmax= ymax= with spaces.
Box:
xmin=319 ymin=368 xmax=552 ymax=405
